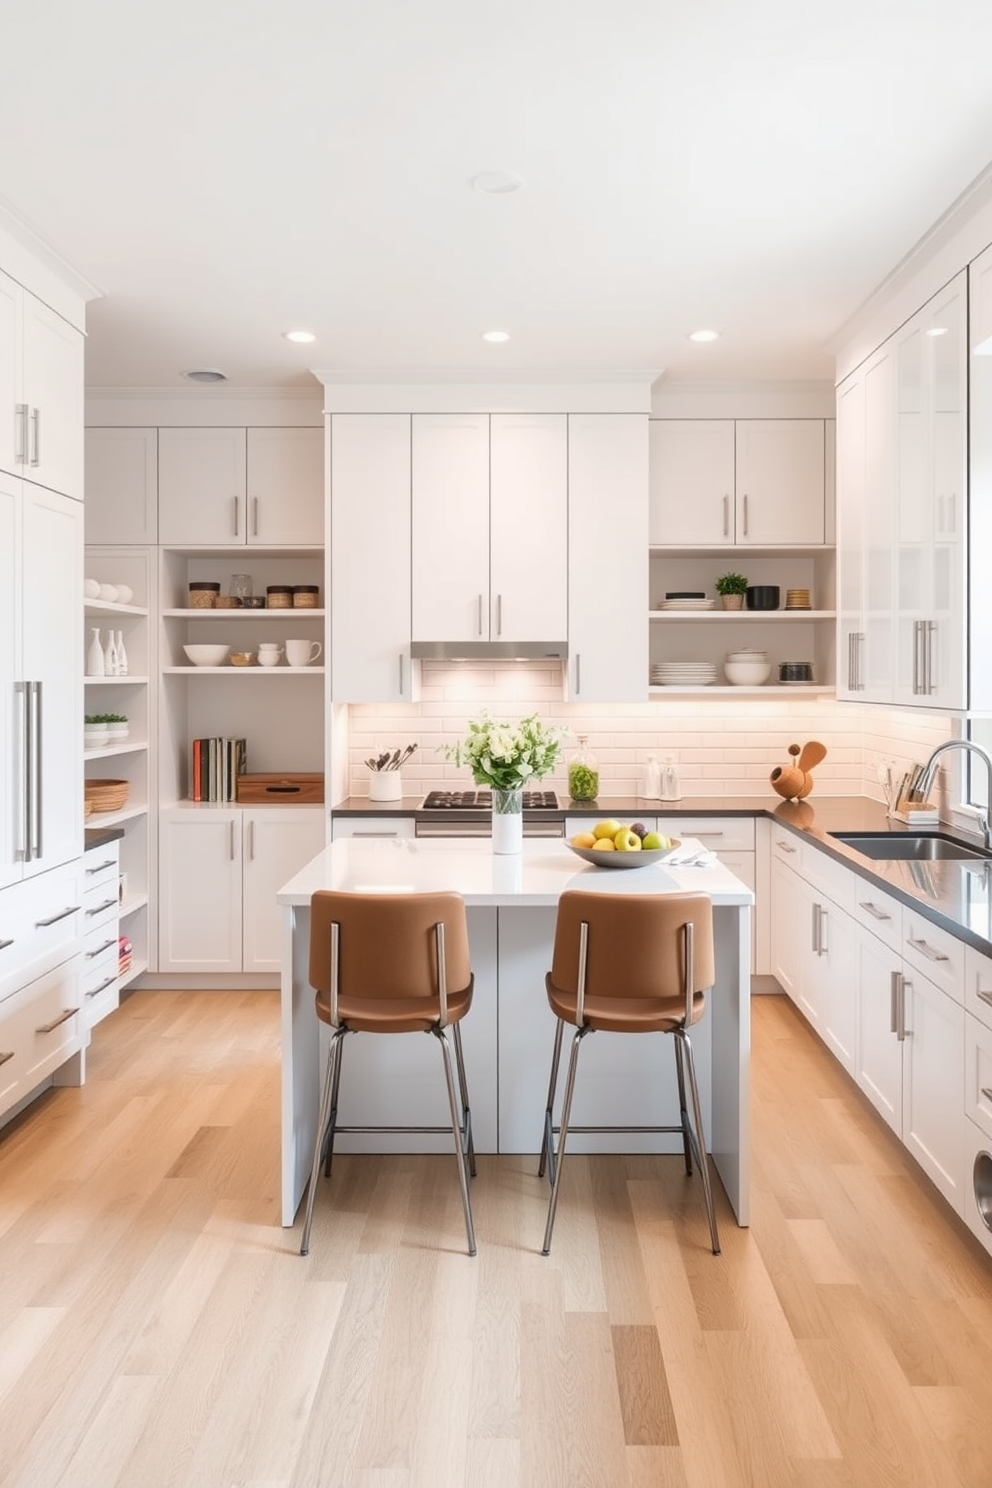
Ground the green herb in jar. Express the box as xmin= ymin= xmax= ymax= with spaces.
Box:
xmin=567 ymin=736 xmax=599 ymax=801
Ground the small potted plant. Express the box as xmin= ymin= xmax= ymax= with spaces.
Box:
xmin=715 ymin=572 xmax=749 ymax=610
xmin=104 ymin=712 xmax=129 ymax=742
xmin=84 ymin=714 xmax=110 ymax=749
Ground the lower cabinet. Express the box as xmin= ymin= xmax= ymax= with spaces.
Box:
xmin=769 ymin=846 xmax=857 ymax=1074
xmin=81 ymin=841 xmax=120 ymax=1029
xmin=159 ymin=808 xmax=325 ymax=973
xmin=0 ymin=954 xmax=84 ymax=1124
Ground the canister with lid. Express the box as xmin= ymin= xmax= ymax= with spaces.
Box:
xmin=292 ymin=584 xmax=320 ymax=608
xmin=266 ymin=585 xmax=293 ymax=609
xmin=189 ymin=581 xmax=220 ymax=609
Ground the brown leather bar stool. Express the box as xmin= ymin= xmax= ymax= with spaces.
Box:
xmin=538 ymin=889 xmax=721 ymax=1257
xmin=299 ymin=889 xmax=477 ymax=1257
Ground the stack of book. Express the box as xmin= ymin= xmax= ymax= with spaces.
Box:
xmin=191 ymin=737 xmax=247 ymax=802
xmin=118 ymin=934 xmax=132 ymax=980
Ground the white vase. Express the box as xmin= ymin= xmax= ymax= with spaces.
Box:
xmin=368 ymin=770 xmax=402 ymax=802
xmin=491 ymin=788 xmax=523 ymax=854
xmin=114 ymin=629 xmax=128 ymax=676
xmin=86 ymin=627 xmax=105 ymax=677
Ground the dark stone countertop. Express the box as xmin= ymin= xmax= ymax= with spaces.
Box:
xmin=84 ymin=825 xmax=126 ymax=851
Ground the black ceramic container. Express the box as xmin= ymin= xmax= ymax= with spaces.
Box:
xmin=745 ymin=585 xmax=780 ymax=610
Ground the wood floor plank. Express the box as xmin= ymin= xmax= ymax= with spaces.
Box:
xmin=0 ymin=989 xmax=991 ymax=1488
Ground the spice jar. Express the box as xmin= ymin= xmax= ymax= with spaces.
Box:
xmin=265 ymin=585 xmax=293 ymax=609
xmin=292 ymin=584 xmax=320 ymax=608
xmin=567 ymin=736 xmax=600 ymax=802
xmin=189 ymin=581 xmax=220 ymax=609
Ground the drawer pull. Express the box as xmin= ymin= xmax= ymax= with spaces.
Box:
xmin=85 ymin=976 xmax=117 ymax=999
xmin=775 ymin=840 xmax=797 ymax=854
xmin=352 ymin=831 xmax=400 ymax=838
xmin=85 ymin=859 xmax=116 ymax=874
xmin=981 ymin=1087 xmax=992 ymax=1104
xmin=36 ymin=1007 xmax=79 ymax=1034
xmin=85 ymin=898 xmax=117 ymax=917
xmin=907 ymin=935 xmax=950 ymax=964
xmin=86 ymin=937 xmax=117 ymax=959
xmin=978 ymin=990 xmax=992 ymax=1008
xmin=0 ymin=1050 xmax=13 ymax=1067
xmin=692 ymin=830 xmax=726 ymax=839
xmin=861 ymin=901 xmax=892 ymax=922
xmin=34 ymin=905 xmax=79 ymax=928
xmin=0 ymin=937 xmax=13 ymax=951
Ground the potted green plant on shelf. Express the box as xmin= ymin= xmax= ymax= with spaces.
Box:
xmin=84 ymin=712 xmax=129 ymax=747
xmin=715 ymin=572 xmax=749 ymax=610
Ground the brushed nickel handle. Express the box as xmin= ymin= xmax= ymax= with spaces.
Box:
xmin=860 ymin=901 xmax=892 ymax=921
xmin=890 ymin=970 xmax=901 ymax=1035
xmin=30 ymin=407 xmax=40 ymax=466
xmin=574 ymin=653 xmax=581 ymax=694
xmin=14 ymin=403 xmax=28 ymax=462
xmin=897 ymin=975 xmax=909 ymax=1041
xmin=85 ymin=898 xmax=117 ymax=917
xmin=230 ymin=821 xmax=236 ymax=860
xmin=0 ymin=937 xmax=13 ymax=951
xmin=36 ymin=1006 xmax=78 ymax=1034
xmin=775 ymin=839 xmax=797 ymax=854
xmin=85 ymin=976 xmax=117 ymax=999
xmin=907 ymin=935 xmax=949 ymax=963
xmin=252 ymin=496 xmax=259 ymax=537
xmin=233 ymin=496 xmax=240 ymax=536
xmin=723 ymin=495 xmax=729 ymax=537
xmin=29 ymin=681 xmax=42 ymax=860
xmin=477 ymin=594 xmax=484 ymax=636
xmin=977 ymin=989 xmax=992 ymax=1007
xmin=35 ymin=905 xmax=79 ymax=927
xmin=981 ymin=1087 xmax=992 ymax=1104
xmin=352 ymin=831 xmax=400 ymax=837
xmin=398 ymin=653 xmax=404 ymax=695
xmin=0 ymin=1050 xmax=13 ymax=1066
xmin=811 ymin=902 xmax=820 ymax=954
xmin=496 ymin=593 xmax=502 ymax=636
xmin=86 ymin=937 xmax=117 ymax=958
xmin=247 ymin=820 xmax=255 ymax=861
xmin=742 ymin=494 xmax=749 ymax=536
xmin=86 ymin=859 xmax=116 ymax=874
xmin=818 ymin=905 xmax=828 ymax=956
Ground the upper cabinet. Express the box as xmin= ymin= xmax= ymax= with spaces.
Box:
xmin=567 ymin=413 xmax=648 ymax=702
xmin=157 ymin=426 xmax=323 ymax=546
xmin=836 ymin=270 xmax=967 ymax=710
xmin=330 ymin=413 xmax=413 ymax=703
xmin=649 ymin=418 xmax=827 ymax=547
xmin=85 ymin=427 xmax=158 ymax=545
xmin=970 ymin=243 xmax=992 ymax=713
xmin=411 ymin=413 xmax=568 ymax=643
xmin=0 ymin=267 xmax=84 ymax=500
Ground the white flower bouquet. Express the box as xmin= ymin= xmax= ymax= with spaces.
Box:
xmin=442 ymin=712 xmax=565 ymax=797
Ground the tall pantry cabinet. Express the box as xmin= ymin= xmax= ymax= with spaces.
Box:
xmin=0 ymin=236 xmax=89 ymax=1125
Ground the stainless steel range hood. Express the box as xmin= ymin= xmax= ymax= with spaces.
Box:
xmin=410 ymin=640 xmax=568 ymax=662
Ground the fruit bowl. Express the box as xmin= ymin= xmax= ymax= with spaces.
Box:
xmin=183 ymin=643 xmax=231 ymax=667
xmin=565 ymin=838 xmax=681 ymax=870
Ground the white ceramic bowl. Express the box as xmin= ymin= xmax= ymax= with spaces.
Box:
xmin=725 ymin=649 xmax=767 ymax=662
xmin=114 ymin=584 xmax=134 ymax=605
xmin=724 ymin=660 xmax=771 ymax=686
xmin=84 ymin=578 xmax=101 ymax=599
xmin=98 ymin=583 xmax=119 ymax=602
xmin=183 ymin=643 xmax=231 ymax=667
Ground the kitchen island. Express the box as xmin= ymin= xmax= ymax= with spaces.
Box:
xmin=277 ymin=837 xmax=753 ymax=1227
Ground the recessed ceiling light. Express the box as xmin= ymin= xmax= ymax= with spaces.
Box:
xmin=471 ymin=170 xmax=524 ymax=195
xmin=481 ymin=330 xmax=510 ymax=343
xmin=283 ymin=329 xmax=316 ymax=344
xmin=687 ymin=329 xmax=720 ymax=343
xmin=183 ymin=368 xmax=227 ymax=383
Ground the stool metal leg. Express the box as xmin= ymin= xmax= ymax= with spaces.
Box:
xmin=541 ymin=1025 xmax=590 ymax=1255
xmin=538 ymin=1017 xmax=565 ymax=1181
xmin=451 ymin=1020 xmax=476 ymax=1178
xmin=323 ymin=1027 xmax=347 ymax=1177
xmin=300 ymin=1026 xmax=347 ymax=1257
xmin=678 ymin=1027 xmax=720 ymax=1255
xmin=672 ymin=1034 xmax=693 ymax=1176
xmin=433 ymin=1026 xmax=477 ymax=1256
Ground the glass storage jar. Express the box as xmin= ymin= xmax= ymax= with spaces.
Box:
xmin=567 ymin=736 xmax=600 ymax=802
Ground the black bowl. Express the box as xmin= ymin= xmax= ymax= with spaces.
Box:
xmin=745 ymin=585 xmax=780 ymax=610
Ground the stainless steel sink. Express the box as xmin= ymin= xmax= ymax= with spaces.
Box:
xmin=829 ymin=831 xmax=991 ymax=862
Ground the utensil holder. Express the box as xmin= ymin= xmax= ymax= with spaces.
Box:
xmin=368 ymin=771 xmax=403 ymax=802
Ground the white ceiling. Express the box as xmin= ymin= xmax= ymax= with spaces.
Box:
xmin=3 ymin=0 xmax=992 ymax=392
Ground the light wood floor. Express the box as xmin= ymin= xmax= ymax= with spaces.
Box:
xmin=1 ymin=990 xmax=991 ymax=1488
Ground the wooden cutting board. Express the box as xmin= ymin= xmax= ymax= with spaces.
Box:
xmin=235 ymin=772 xmax=325 ymax=804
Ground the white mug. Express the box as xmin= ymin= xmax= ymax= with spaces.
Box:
xmin=257 ymin=648 xmax=283 ymax=667
xmin=257 ymin=641 xmax=281 ymax=650
xmin=285 ymin=639 xmax=322 ymax=667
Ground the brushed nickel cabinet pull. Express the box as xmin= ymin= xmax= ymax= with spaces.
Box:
xmin=977 ymin=989 xmax=992 ymax=1007
xmin=30 ymin=407 xmax=40 ymax=466
xmin=890 ymin=970 xmax=900 ymax=1034
xmin=352 ymin=831 xmax=400 ymax=838
xmin=860 ymin=901 xmax=892 ymax=921
xmin=85 ymin=898 xmax=117 ymax=917
xmin=35 ymin=905 xmax=79 ymax=928
xmin=775 ymin=839 xmax=797 ymax=854
xmin=742 ymin=494 xmax=749 ymax=536
xmin=36 ymin=1006 xmax=78 ymax=1034
xmin=477 ymin=594 xmax=484 ymax=636
xmin=0 ymin=1050 xmax=14 ymax=1066
xmin=981 ymin=1086 xmax=992 ymax=1104
xmin=86 ymin=937 xmax=117 ymax=958
xmin=0 ymin=937 xmax=13 ymax=951
xmin=723 ymin=495 xmax=729 ymax=537
xmin=85 ymin=976 xmax=117 ymax=999
xmin=496 ymin=593 xmax=503 ymax=636
xmin=14 ymin=403 xmax=28 ymax=462
xmin=897 ymin=975 xmax=909 ymax=1042
xmin=398 ymin=653 xmax=404 ymax=694
xmin=233 ymin=495 xmax=240 ymax=536
xmin=907 ymin=935 xmax=949 ymax=963
xmin=252 ymin=496 xmax=259 ymax=536
xmin=86 ymin=859 xmax=116 ymax=874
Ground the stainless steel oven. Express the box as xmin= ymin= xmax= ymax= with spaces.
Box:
xmin=414 ymin=789 xmax=566 ymax=838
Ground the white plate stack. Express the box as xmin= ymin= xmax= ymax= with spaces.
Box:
xmin=651 ymin=661 xmax=718 ymax=687
xmin=658 ymin=598 xmax=716 ymax=611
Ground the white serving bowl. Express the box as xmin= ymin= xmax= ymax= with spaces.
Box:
xmin=724 ymin=660 xmax=771 ymax=686
xmin=114 ymin=584 xmax=134 ymax=605
xmin=98 ymin=583 xmax=119 ymax=602
xmin=84 ymin=578 xmax=101 ymax=599
xmin=725 ymin=649 xmax=767 ymax=663
xmin=183 ymin=643 xmax=230 ymax=667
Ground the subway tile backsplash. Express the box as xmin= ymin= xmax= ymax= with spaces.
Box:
xmin=346 ymin=662 xmax=952 ymax=803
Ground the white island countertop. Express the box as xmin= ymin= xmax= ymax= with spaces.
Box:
xmin=276 ymin=836 xmax=755 ymax=908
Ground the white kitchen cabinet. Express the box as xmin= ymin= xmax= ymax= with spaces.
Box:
xmin=81 ymin=841 xmax=120 ymax=1029
xmin=84 ymin=427 xmax=158 ymax=545
xmin=330 ymin=413 xmax=413 ymax=702
xmin=769 ymin=850 xmax=804 ymax=1003
xmin=0 ymin=267 xmax=84 ymax=500
xmin=411 ymin=413 xmax=567 ymax=644
xmin=331 ymin=816 xmax=416 ymax=840
xmin=158 ymin=427 xmax=323 ymax=547
xmin=769 ymin=839 xmax=857 ymax=1070
xmin=159 ymin=807 xmax=324 ymax=974
xmin=1 ymin=474 xmax=83 ymax=890
xmin=970 ymin=243 xmax=992 ymax=713
xmin=649 ymin=419 xmax=826 ymax=547
xmin=567 ymin=413 xmax=648 ymax=701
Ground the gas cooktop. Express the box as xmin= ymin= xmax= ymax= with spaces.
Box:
xmin=420 ymin=789 xmax=561 ymax=810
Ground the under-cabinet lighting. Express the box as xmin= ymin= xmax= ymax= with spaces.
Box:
xmin=687 ymin=329 xmax=720 ymax=343
xmin=482 ymin=330 xmax=510 ymax=343
xmin=283 ymin=329 xmax=316 ymax=344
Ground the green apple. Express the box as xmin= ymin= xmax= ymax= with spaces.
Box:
xmin=641 ymin=831 xmax=666 ymax=850
xmin=613 ymin=827 xmax=642 ymax=852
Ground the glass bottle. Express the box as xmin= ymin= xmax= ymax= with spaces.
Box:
xmin=230 ymin=573 xmax=254 ymax=603
xmin=659 ymin=754 xmax=682 ymax=801
xmin=567 ymin=736 xmax=600 ymax=802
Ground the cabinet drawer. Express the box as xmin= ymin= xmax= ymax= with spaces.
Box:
xmin=82 ymin=941 xmax=119 ymax=1029
xmin=851 ymin=881 xmax=903 ymax=953
xmin=800 ymin=842 xmax=856 ymax=911
xmin=83 ymin=889 xmax=119 ymax=939
xmin=901 ymin=908 xmax=965 ymax=1005
xmin=966 ymin=946 xmax=992 ymax=1033
xmin=331 ymin=816 xmax=416 ymax=840
xmin=770 ymin=828 xmax=802 ymax=866
xmin=83 ymin=849 xmax=119 ymax=900
xmin=966 ymin=1013 xmax=992 ymax=1143
xmin=0 ymin=862 xmax=84 ymax=998
xmin=659 ymin=816 xmax=754 ymax=852
xmin=0 ymin=956 xmax=84 ymax=1116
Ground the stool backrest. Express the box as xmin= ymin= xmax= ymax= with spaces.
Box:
xmin=550 ymin=891 xmax=715 ymax=1006
xmin=309 ymin=890 xmax=471 ymax=1004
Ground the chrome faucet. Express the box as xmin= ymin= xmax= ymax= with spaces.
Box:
xmin=916 ymin=739 xmax=992 ymax=852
